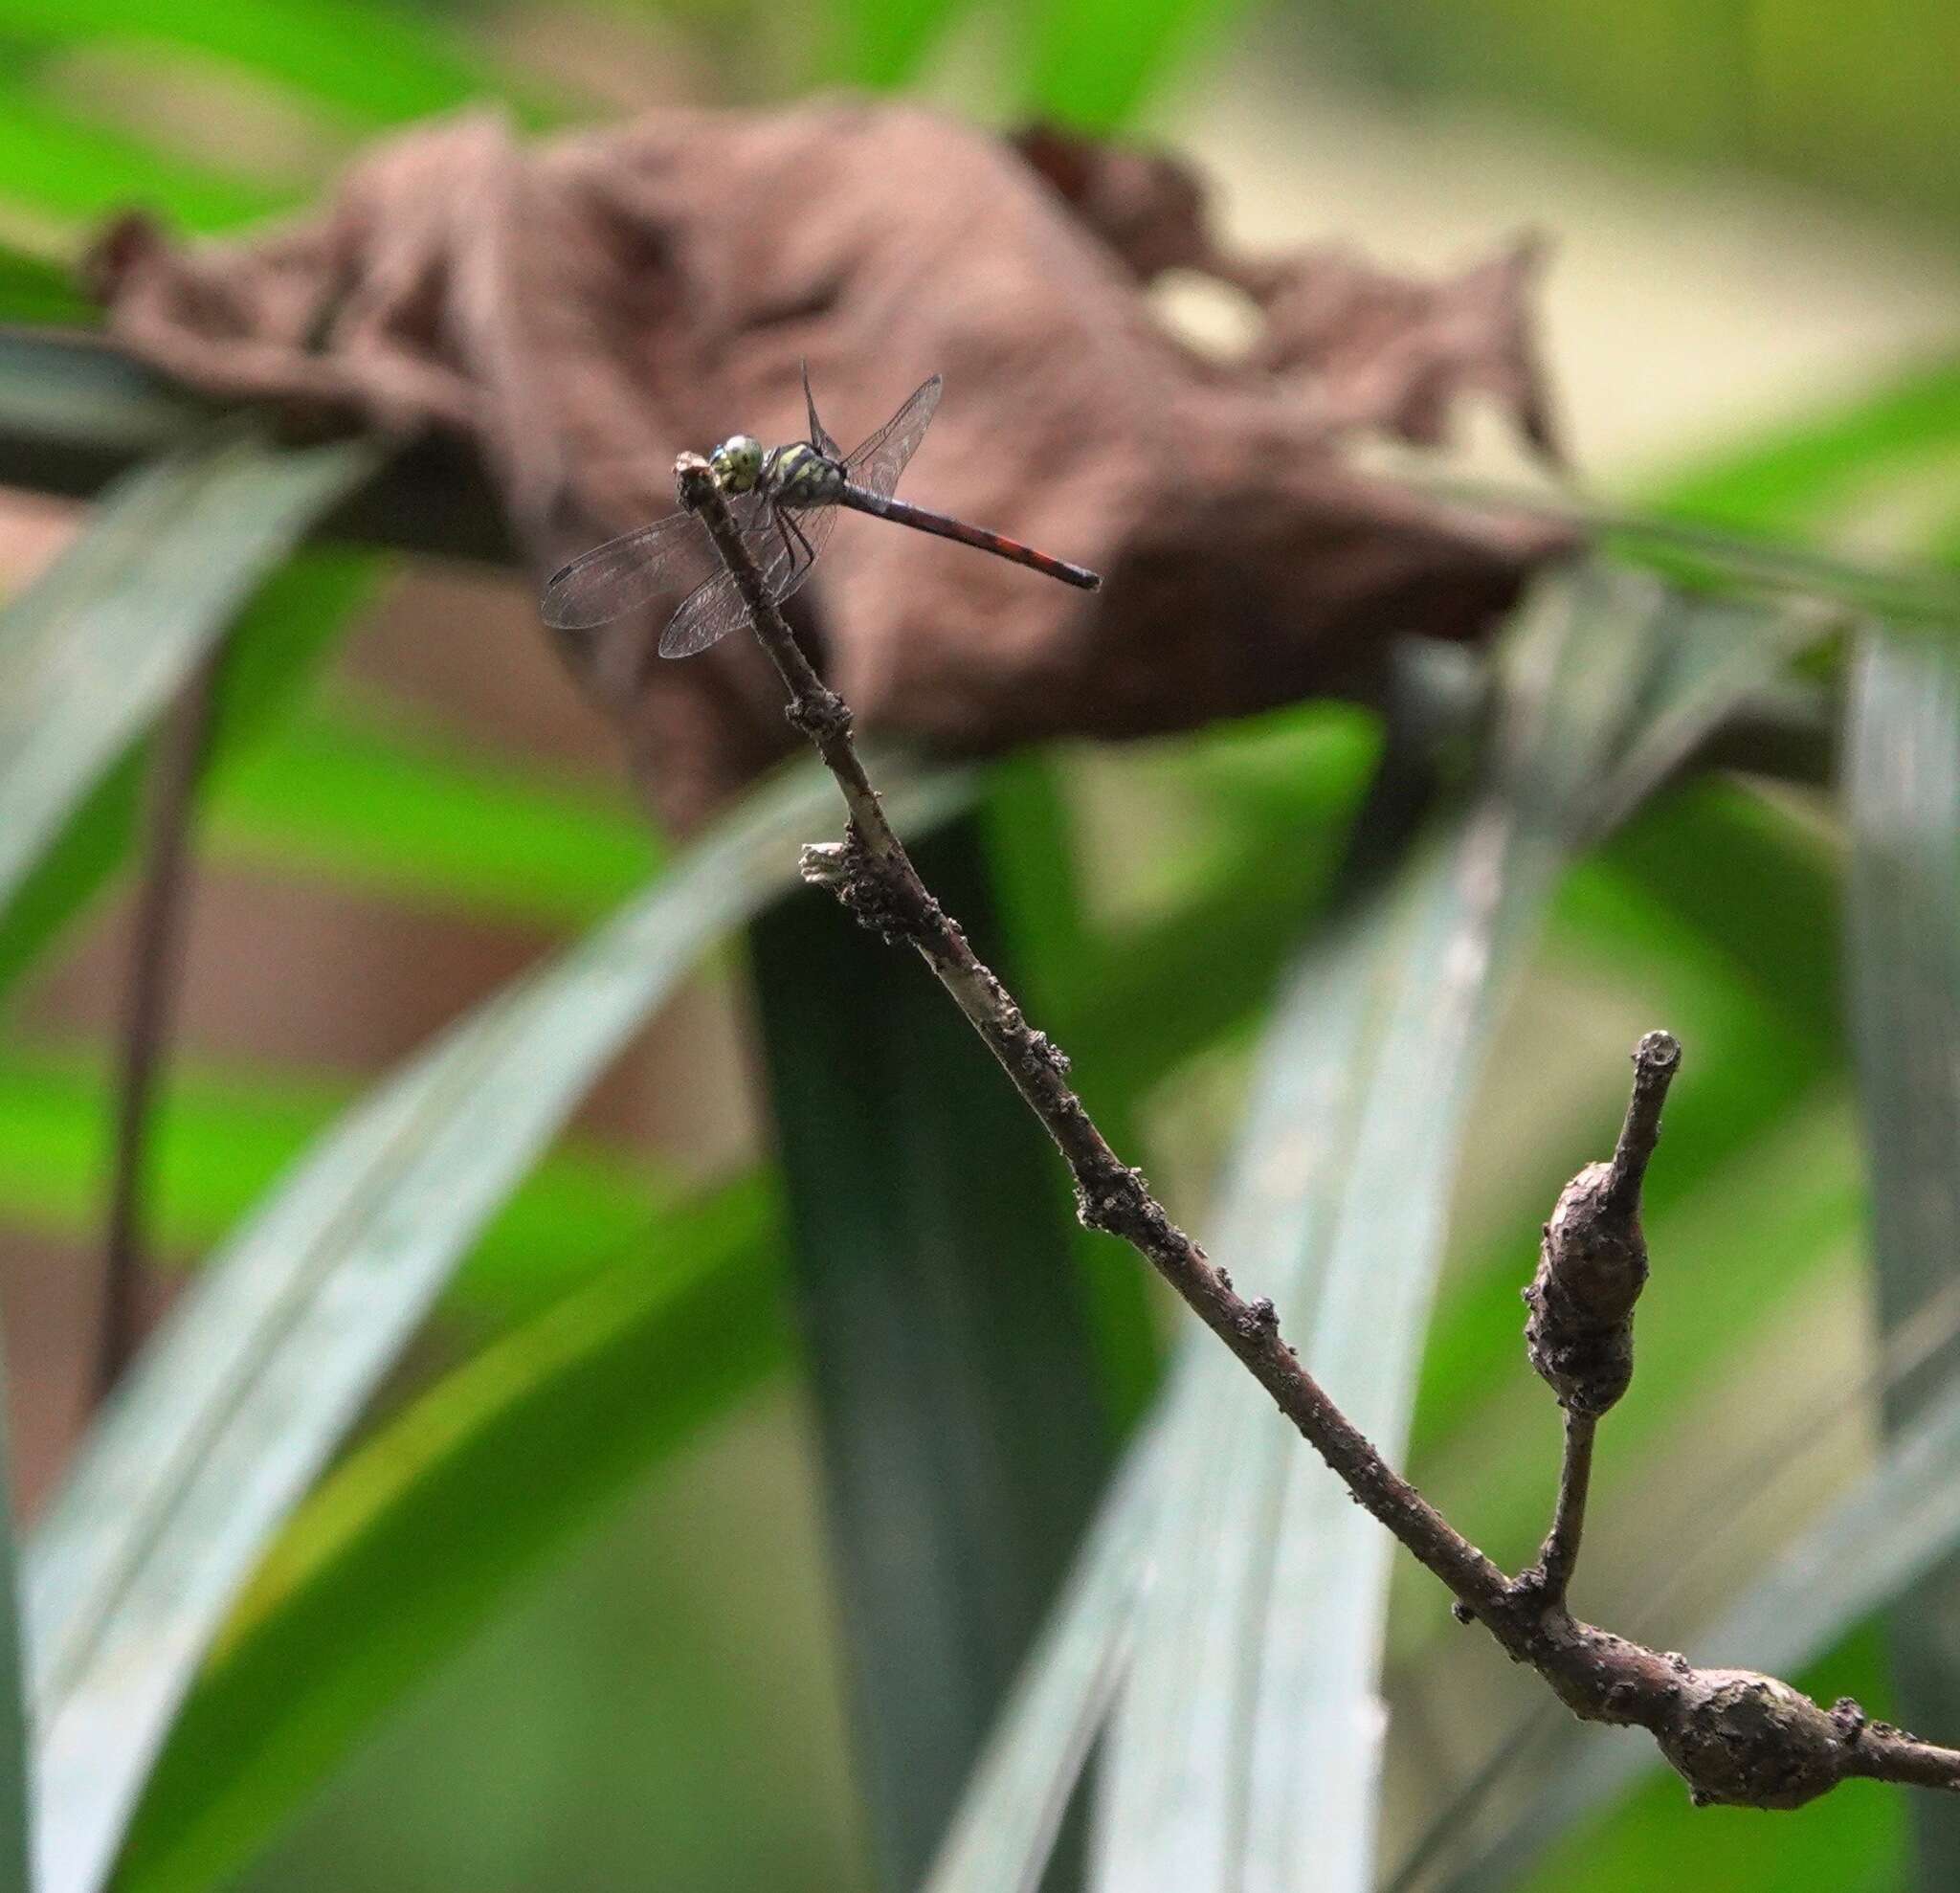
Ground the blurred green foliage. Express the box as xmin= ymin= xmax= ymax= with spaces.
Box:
xmin=1323 ymin=0 xmax=1958 ymax=224
xmin=0 ymin=3 xmax=1956 ymax=1893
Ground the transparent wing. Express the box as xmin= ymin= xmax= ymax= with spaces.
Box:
xmin=543 ymin=494 xmax=777 ymax=633
xmin=657 ymin=501 xmax=835 ymax=658
xmin=802 ymin=359 xmax=841 ymax=460
xmin=843 ymin=373 xmax=943 ymax=501
xmin=658 ymin=572 xmax=749 ymax=658
xmin=541 ymin=512 xmax=716 ymax=631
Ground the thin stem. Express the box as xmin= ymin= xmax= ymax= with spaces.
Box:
xmin=1605 ymin=1028 xmax=1682 ymax=1214
xmin=1531 ymin=1408 xmax=1597 ymax=1610
xmin=95 ymin=655 xmax=217 ymax=1404
xmin=1848 ymin=1726 xmax=1960 ymax=1793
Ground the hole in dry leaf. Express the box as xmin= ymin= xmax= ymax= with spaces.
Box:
xmin=1149 ymin=269 xmax=1265 ymax=361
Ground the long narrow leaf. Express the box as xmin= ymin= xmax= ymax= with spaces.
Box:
xmin=1091 ymin=568 xmax=1660 ymax=1893
xmin=826 ymin=0 xmax=966 ymax=87
xmin=52 ymin=727 xmax=1378 ymax=1893
xmin=0 ymin=427 xmax=379 ymax=930
xmin=1846 ymin=628 xmax=1960 ymax=1887
xmin=0 ymin=0 xmax=505 ymax=129
xmin=205 ymin=697 xmax=657 ymax=928
xmin=750 ymin=811 xmax=1122 ymax=1889
xmin=1229 ymin=581 xmax=1833 ymax=1893
xmin=0 ymin=549 xmax=376 ymax=999
xmin=1064 ymin=568 xmax=1824 ymax=1893
xmin=0 ymin=1042 xmax=682 ymax=1321
xmin=1647 ymin=357 xmax=1960 ymax=536
xmin=0 ymin=235 xmax=90 ymax=324
xmin=1018 ymin=0 xmax=1245 ymax=131
xmin=0 ymin=79 xmax=280 ymax=229
xmin=0 ymin=331 xmax=205 ymax=483
xmin=923 ymin=571 xmax=1641 ymax=1893
xmin=22 ymin=754 xmax=973 ymax=1893
xmin=30 ymin=722 xmax=1373 ymax=1893
xmin=115 ymin=1182 xmax=784 ymax=1893
xmin=924 ymin=666 xmax=1459 ymax=1893
xmin=925 ymin=1425 xmax=1168 ymax=1893
xmin=0 ymin=1347 xmax=27 ymax=1893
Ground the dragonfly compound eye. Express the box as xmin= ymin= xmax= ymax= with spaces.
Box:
xmin=709 ymin=434 xmax=765 ymax=494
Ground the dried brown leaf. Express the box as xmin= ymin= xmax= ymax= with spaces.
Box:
xmin=86 ymin=102 xmax=1570 ymax=824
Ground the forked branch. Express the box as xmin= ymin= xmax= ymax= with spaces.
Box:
xmin=675 ymin=451 xmax=1960 ymax=1812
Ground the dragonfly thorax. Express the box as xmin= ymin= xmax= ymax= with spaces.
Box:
xmin=764 ymin=441 xmax=847 ymax=508
xmin=708 ymin=434 xmax=766 ymax=494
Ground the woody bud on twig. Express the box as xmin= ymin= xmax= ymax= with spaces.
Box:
xmin=1525 ymin=1028 xmax=1682 ymax=1415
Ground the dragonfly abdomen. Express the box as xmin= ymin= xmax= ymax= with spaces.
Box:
xmin=838 ymin=485 xmax=1101 ymax=590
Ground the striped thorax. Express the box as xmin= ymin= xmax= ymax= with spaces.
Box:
xmin=765 ymin=441 xmax=847 ymax=508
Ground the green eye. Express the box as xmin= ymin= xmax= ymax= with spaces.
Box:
xmin=710 ymin=434 xmax=765 ymax=492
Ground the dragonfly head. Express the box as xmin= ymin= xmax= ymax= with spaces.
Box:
xmin=708 ymin=434 xmax=765 ymax=495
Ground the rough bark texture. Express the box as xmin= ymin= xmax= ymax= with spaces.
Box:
xmin=1524 ymin=1028 xmax=1679 ymax=1414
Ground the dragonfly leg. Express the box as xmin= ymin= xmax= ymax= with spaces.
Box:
xmin=785 ymin=510 xmax=817 ymax=573
xmin=765 ymin=500 xmax=836 ymax=612
xmin=772 ymin=508 xmax=801 ymax=586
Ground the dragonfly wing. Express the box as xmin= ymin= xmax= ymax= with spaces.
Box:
xmin=844 ymin=373 xmax=943 ymax=501
xmin=657 ymin=504 xmax=831 ymax=657
xmin=658 ymin=572 xmax=749 ymax=658
xmin=802 ymin=360 xmax=842 ymax=461
xmin=541 ymin=511 xmax=724 ymax=631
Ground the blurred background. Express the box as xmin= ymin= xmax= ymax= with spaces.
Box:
xmin=0 ymin=3 xmax=1957 ymax=1891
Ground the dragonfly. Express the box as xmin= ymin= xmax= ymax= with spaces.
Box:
xmin=541 ymin=367 xmax=1102 ymax=660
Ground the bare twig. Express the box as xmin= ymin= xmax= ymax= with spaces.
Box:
xmin=1607 ymin=1028 xmax=1681 ymax=1212
xmin=1507 ymin=1036 xmax=1682 ymax=1611
xmin=676 ymin=451 xmax=1510 ymax=1615
xmin=678 ymin=451 xmax=1960 ymax=1812
xmin=1526 ymin=1409 xmax=1597 ymax=1613
xmin=94 ymin=655 xmax=217 ymax=1403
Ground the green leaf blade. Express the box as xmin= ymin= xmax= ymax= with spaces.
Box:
xmin=1093 ymin=570 xmax=1669 ymax=1893
xmin=116 ymin=1182 xmax=787 ymax=1893
xmin=750 ymin=811 xmax=1124 ymax=1889
xmin=0 ymin=429 xmax=380 ymax=951
xmin=0 ymin=0 xmax=503 ymax=131
xmin=1846 ymin=627 xmax=1960 ymax=1887
xmin=22 ymin=757 xmax=973 ymax=1893
xmin=1015 ymin=0 xmax=1245 ymax=132
xmin=206 ymin=698 xmax=658 ymax=928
